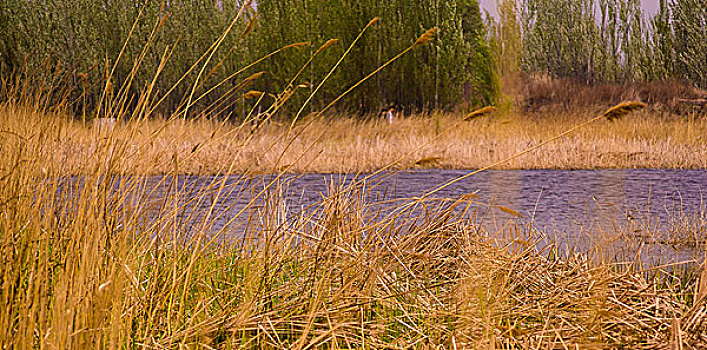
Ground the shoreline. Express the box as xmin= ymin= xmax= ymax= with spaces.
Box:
xmin=131 ymin=166 xmax=707 ymax=177
xmin=4 ymin=106 xmax=707 ymax=175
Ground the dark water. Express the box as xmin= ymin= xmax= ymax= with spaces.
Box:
xmin=106 ymin=169 xmax=707 ymax=265
xmin=245 ymin=169 xmax=707 ymax=229
xmin=380 ymin=169 xmax=706 ymax=264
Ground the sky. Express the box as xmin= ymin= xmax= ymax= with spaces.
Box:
xmin=478 ymin=0 xmax=660 ymax=18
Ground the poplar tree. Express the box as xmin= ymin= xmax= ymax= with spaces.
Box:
xmin=0 ymin=0 xmax=498 ymax=115
xmin=518 ymin=0 xmax=705 ymax=88
xmin=490 ymin=0 xmax=522 ymax=76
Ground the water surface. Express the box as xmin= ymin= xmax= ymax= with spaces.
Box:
xmin=104 ymin=169 xmax=707 ymax=265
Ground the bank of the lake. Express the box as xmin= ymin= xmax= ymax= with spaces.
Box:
xmin=8 ymin=105 xmax=705 ymax=175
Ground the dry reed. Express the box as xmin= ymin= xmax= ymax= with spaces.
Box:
xmin=7 ymin=106 xmax=707 ymax=175
xmin=2 ymin=98 xmax=707 ymax=349
xmin=603 ymin=101 xmax=649 ymax=121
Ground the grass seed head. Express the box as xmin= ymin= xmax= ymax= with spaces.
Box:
xmin=315 ymin=39 xmax=340 ymax=56
xmin=463 ymin=106 xmax=497 ymax=121
xmin=243 ymin=71 xmax=265 ymax=84
xmin=241 ymin=17 xmax=256 ymax=38
xmin=283 ymin=41 xmax=311 ymax=50
xmin=243 ymin=90 xmax=263 ymax=99
xmin=602 ymin=101 xmax=647 ymax=121
xmin=496 ymin=205 xmax=524 ymax=218
xmin=158 ymin=13 xmax=170 ymax=31
xmin=414 ymin=27 xmax=437 ymax=47
xmin=77 ymin=73 xmax=88 ymax=85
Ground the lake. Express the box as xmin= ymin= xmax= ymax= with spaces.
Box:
xmin=100 ymin=169 xmax=707 ymax=267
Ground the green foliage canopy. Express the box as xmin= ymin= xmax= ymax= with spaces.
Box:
xmin=0 ymin=0 xmax=499 ymax=118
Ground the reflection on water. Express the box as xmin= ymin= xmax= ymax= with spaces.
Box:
xmin=284 ymin=169 xmax=706 ymax=265
xmin=380 ymin=169 xmax=704 ymax=230
xmin=94 ymin=169 xmax=707 ymax=265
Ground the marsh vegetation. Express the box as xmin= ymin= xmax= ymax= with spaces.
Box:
xmin=1 ymin=0 xmax=706 ymax=348
xmin=3 ymin=102 xmax=707 ymax=348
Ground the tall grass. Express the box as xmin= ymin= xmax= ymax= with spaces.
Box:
xmin=1 ymin=7 xmax=707 ymax=350
xmin=3 ymin=105 xmax=707 ymax=348
xmin=8 ymin=107 xmax=707 ymax=175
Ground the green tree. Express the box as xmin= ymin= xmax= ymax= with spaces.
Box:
xmin=490 ymin=0 xmax=522 ymax=76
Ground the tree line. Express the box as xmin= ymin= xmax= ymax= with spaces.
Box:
xmin=0 ymin=0 xmax=497 ymax=119
xmin=488 ymin=0 xmax=707 ymax=88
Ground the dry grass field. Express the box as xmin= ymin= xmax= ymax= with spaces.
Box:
xmin=5 ymin=103 xmax=706 ymax=175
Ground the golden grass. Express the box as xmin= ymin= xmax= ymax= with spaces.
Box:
xmin=2 ymin=100 xmax=707 ymax=348
xmin=6 ymin=105 xmax=706 ymax=175
xmin=2 ymin=103 xmax=707 ymax=349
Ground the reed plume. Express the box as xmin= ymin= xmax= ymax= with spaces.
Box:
xmin=367 ymin=17 xmax=381 ymax=27
xmin=242 ymin=71 xmax=265 ymax=84
xmin=603 ymin=101 xmax=647 ymax=121
xmin=240 ymin=17 xmax=256 ymax=39
xmin=314 ymin=39 xmax=340 ymax=56
xmin=463 ymin=106 xmax=497 ymax=121
xmin=242 ymin=90 xmax=263 ymax=99
xmin=282 ymin=41 xmax=311 ymax=50
xmin=414 ymin=27 xmax=437 ymax=47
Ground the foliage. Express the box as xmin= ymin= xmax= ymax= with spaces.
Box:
xmin=486 ymin=0 xmax=706 ymax=88
xmin=0 ymin=0 xmax=498 ymax=118
xmin=252 ymin=0 xmax=498 ymax=112
xmin=488 ymin=0 xmax=522 ymax=76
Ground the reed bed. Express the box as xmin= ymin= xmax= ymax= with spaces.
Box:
xmin=6 ymin=105 xmax=707 ymax=175
xmin=2 ymin=100 xmax=707 ymax=349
